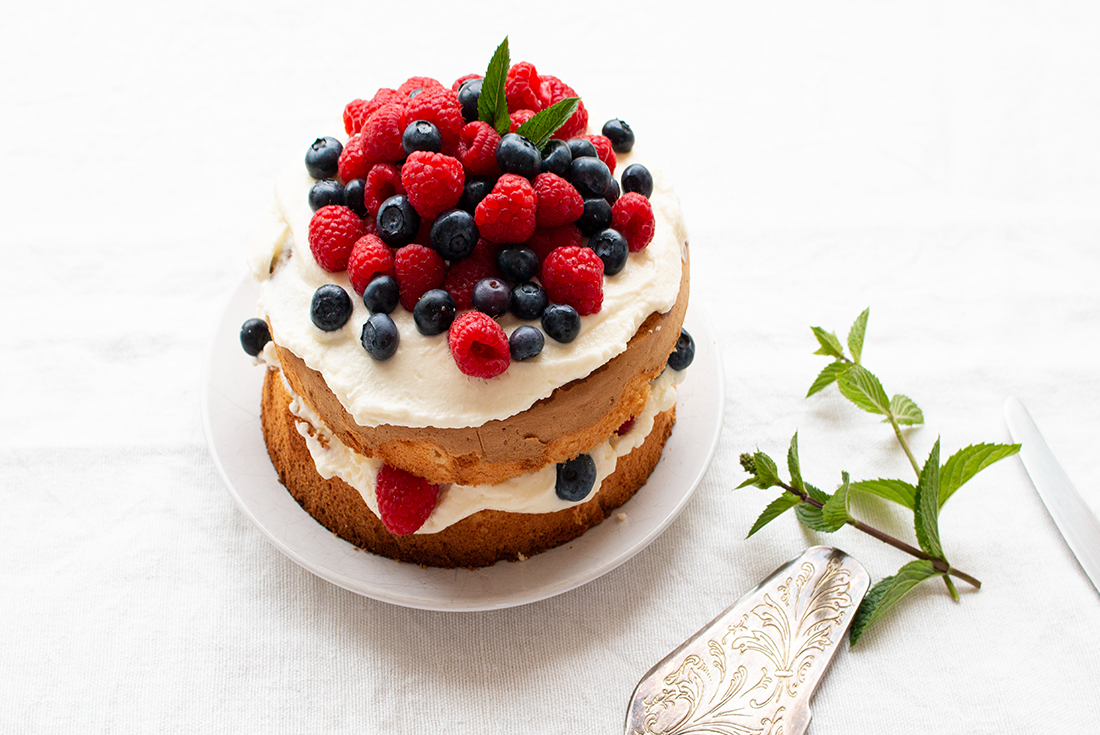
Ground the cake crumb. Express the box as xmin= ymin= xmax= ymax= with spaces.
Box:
xmin=616 ymin=512 xmax=628 ymax=522
xmin=517 ymin=552 xmax=527 ymax=562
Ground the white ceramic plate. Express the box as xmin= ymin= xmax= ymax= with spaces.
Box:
xmin=202 ymin=275 xmax=724 ymax=611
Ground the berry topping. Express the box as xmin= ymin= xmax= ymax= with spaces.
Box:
xmin=601 ymin=119 xmax=635 ymax=154
xmin=611 ymin=193 xmax=656 ymax=252
xmin=305 ymin=136 xmax=343 ymax=179
xmin=239 ymin=318 xmax=271 ymax=357
xmin=401 ymin=151 xmax=465 ymax=220
xmin=457 ymin=121 xmax=502 ymax=177
xmin=429 ymin=208 xmax=479 ymax=261
xmin=471 ymin=277 xmax=512 ymax=317
xmin=337 ymin=133 xmax=371 ymax=183
xmin=375 ymin=195 xmax=421 ymax=247
xmin=361 ymin=312 xmax=400 ymax=360
xmin=575 ymin=197 xmax=613 ymax=235
xmin=539 ymin=139 xmax=572 ymax=177
xmin=347 ymin=234 xmax=396 ymax=294
xmin=566 ymin=137 xmax=598 ymax=160
xmin=308 ymin=205 xmax=364 ymax=272
xmin=343 ymin=88 xmax=405 ymax=135
xmin=620 ymin=163 xmax=653 ymax=198
xmin=509 ymin=109 xmax=537 ymax=132
xmin=310 ymin=284 xmax=353 ymax=332
xmin=508 ymin=325 xmax=544 ymax=361
xmin=583 ymin=134 xmax=617 ymax=174
xmin=397 ymin=76 xmax=443 ymax=96
xmin=443 ymin=248 xmax=499 ymax=311
xmin=496 ymin=133 xmax=541 ymax=179
xmin=555 ymin=454 xmax=596 ymax=501
xmin=533 ymin=172 xmax=583 ymax=228
xmin=604 ymin=178 xmax=620 ymax=205
xmin=495 ymin=246 xmax=539 ymax=284
xmin=448 ymin=311 xmax=511 ymax=379
xmin=540 ymin=245 xmax=604 ymax=316
xmin=539 ymin=75 xmax=588 ymax=139
xmin=412 ymin=289 xmax=457 ymax=336
xmin=308 ymin=179 xmax=345 ymax=212
xmin=510 ymin=281 xmax=549 ymax=321
xmin=402 ymin=120 xmax=443 ymax=155
xmin=361 ymin=103 xmax=408 ymax=165
xmin=394 ymin=243 xmax=446 ymax=311
xmin=457 ymin=77 xmax=483 ymax=123
xmin=404 ymin=86 xmax=464 ymax=150
xmin=588 ymin=228 xmax=629 ymax=276
xmin=342 ymin=178 xmax=368 ymax=216
xmin=526 ymin=224 xmax=582 ymax=264
xmin=363 ymin=163 xmax=405 ymax=218
xmin=667 ymin=327 xmax=695 ymax=371
xmin=363 ymin=274 xmax=401 ymax=314
xmin=457 ymin=176 xmax=495 ymax=213
xmin=375 ymin=463 xmax=440 ymax=535
xmin=568 ymin=156 xmax=613 ymax=199
xmin=474 ymin=173 xmax=537 ymax=244
xmin=505 ymin=61 xmax=545 ymax=113
xmin=541 ymin=303 xmax=581 ymax=343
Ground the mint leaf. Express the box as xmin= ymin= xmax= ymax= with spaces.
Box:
xmin=478 ymin=37 xmax=511 ymax=135
xmin=795 ymin=483 xmax=837 ymax=531
xmin=746 ymin=494 xmax=802 ymax=538
xmin=807 ymin=361 xmax=849 ymax=397
xmin=849 ymin=560 xmax=939 ymax=646
xmin=939 ymin=442 xmax=1021 ymax=508
xmin=821 ymin=471 xmax=851 ymax=529
xmin=847 ymin=308 xmax=869 ymax=365
xmin=515 ymin=97 xmax=580 ymax=152
xmin=787 ymin=433 xmax=805 ymax=492
xmin=888 ymin=394 xmax=924 ymax=426
xmin=837 ymin=365 xmax=891 ymax=416
xmin=740 ymin=450 xmax=781 ymax=490
xmin=811 ymin=326 xmax=845 ymax=359
xmin=914 ymin=439 xmax=944 ymax=559
xmin=849 ymin=478 xmax=917 ymax=509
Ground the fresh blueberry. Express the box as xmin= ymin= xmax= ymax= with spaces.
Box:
xmin=458 ymin=77 xmax=483 ymax=124
xmin=495 ymin=246 xmax=539 ymax=283
xmin=310 ymin=284 xmax=353 ymax=332
xmin=576 ymin=197 xmax=613 ymax=235
xmin=589 ymin=228 xmax=629 ymax=276
xmin=555 ymin=454 xmax=597 ymax=501
xmin=239 ymin=318 xmax=270 ymax=357
xmin=667 ymin=327 xmax=696 ymax=371
xmin=305 ymin=136 xmax=342 ymax=179
xmin=402 ymin=119 xmax=443 ymax=155
xmin=568 ymin=156 xmax=612 ymax=199
xmin=376 ymin=195 xmax=420 ymax=247
xmin=361 ymin=312 xmax=399 ymax=360
xmin=621 ymin=163 xmax=653 ymax=198
xmin=601 ymin=118 xmax=635 ymax=153
xmin=496 ymin=133 xmax=541 ymax=179
xmin=472 ymin=277 xmax=512 ymax=317
xmin=542 ymin=303 xmax=581 ymax=343
xmin=308 ymin=179 xmax=345 ymax=211
xmin=604 ymin=178 xmax=620 ymax=205
xmin=362 ymin=275 xmax=400 ymax=314
xmin=412 ymin=289 xmax=456 ymax=336
xmin=566 ymin=137 xmax=598 ymax=160
xmin=511 ymin=281 xmax=549 ymax=320
xmin=509 ymin=325 xmax=544 ymax=361
xmin=458 ymin=176 xmax=494 ymax=213
xmin=343 ymin=178 xmax=367 ymax=216
xmin=540 ymin=139 xmax=572 ymax=177
xmin=429 ymin=208 xmax=478 ymax=261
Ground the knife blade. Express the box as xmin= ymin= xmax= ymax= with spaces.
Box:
xmin=624 ymin=546 xmax=869 ymax=735
xmin=1004 ymin=397 xmax=1100 ymax=596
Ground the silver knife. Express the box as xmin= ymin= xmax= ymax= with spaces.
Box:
xmin=1004 ymin=397 xmax=1100 ymax=596
xmin=625 ymin=546 xmax=869 ymax=735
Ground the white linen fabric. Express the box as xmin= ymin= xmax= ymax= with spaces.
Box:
xmin=2 ymin=1 xmax=1099 ymax=732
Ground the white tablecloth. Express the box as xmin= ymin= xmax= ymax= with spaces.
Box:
xmin=3 ymin=2 xmax=1099 ymax=732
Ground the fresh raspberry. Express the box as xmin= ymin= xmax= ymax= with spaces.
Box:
xmin=343 ymin=99 xmax=370 ymax=135
xmin=448 ymin=311 xmax=510 ymax=379
xmin=616 ymin=416 xmax=636 ymax=435
xmin=611 ymin=193 xmax=656 ymax=252
xmin=584 ymin=134 xmax=617 ymax=174
xmin=443 ymin=242 xmax=499 ymax=310
xmin=540 ymin=75 xmax=588 ymax=140
xmin=400 ymin=151 xmax=465 ymax=219
xmin=526 ymin=224 xmax=583 ymax=264
xmin=540 ymin=245 xmax=605 ymax=315
xmin=404 ymin=86 xmax=464 ymax=150
xmin=509 ymin=109 xmax=536 ymax=132
xmin=308 ymin=205 xmax=365 ymax=273
xmin=337 ymin=133 xmax=371 ymax=183
xmin=347 ymin=234 xmax=395 ymax=294
xmin=375 ymin=464 xmax=440 ymax=535
xmin=363 ymin=163 xmax=405 ymax=217
xmin=411 ymin=216 xmax=433 ymax=246
xmin=394 ymin=243 xmax=446 ymax=311
xmin=344 ymin=88 xmax=405 ymax=134
xmin=451 ymin=73 xmax=481 ymax=92
xmin=397 ymin=76 xmax=443 ymax=96
xmin=456 ymin=121 xmax=501 ymax=177
xmin=361 ymin=103 xmax=407 ymax=165
xmin=506 ymin=62 xmax=544 ymax=113
xmin=533 ymin=173 xmax=583 ymax=228
xmin=474 ymin=174 xmax=537 ymax=244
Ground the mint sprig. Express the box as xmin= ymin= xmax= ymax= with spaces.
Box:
xmin=739 ymin=308 xmax=1020 ymax=645
xmin=478 ymin=37 xmax=511 ymax=135
xmin=515 ymin=97 xmax=580 ymax=152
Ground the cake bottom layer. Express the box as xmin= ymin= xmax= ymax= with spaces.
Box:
xmin=260 ymin=368 xmax=676 ymax=569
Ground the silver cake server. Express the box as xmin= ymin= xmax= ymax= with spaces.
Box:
xmin=625 ymin=546 xmax=870 ymax=735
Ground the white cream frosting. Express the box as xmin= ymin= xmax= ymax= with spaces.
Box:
xmin=249 ymin=145 xmax=687 ymax=430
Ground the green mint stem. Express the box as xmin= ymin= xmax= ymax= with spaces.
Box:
xmin=890 ymin=417 xmax=922 ymax=477
xmin=943 ymin=575 xmax=960 ymax=601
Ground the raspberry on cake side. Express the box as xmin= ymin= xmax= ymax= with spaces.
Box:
xmin=241 ymin=44 xmax=694 ymax=568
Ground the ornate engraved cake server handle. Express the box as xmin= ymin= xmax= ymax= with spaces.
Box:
xmin=624 ymin=546 xmax=870 ymax=735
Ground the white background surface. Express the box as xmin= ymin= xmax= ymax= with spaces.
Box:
xmin=3 ymin=1 xmax=1099 ymax=732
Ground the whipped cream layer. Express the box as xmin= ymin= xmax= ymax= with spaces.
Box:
xmin=285 ymin=367 xmax=682 ymax=533
xmin=249 ymin=145 xmax=687 ymax=430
